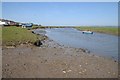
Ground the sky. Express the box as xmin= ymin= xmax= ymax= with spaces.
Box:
xmin=2 ymin=2 xmax=118 ymax=26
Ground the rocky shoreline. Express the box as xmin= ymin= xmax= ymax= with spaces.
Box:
xmin=2 ymin=38 xmax=118 ymax=78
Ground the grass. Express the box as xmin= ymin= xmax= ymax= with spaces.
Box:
xmin=32 ymin=26 xmax=72 ymax=29
xmin=2 ymin=26 xmax=44 ymax=46
xmin=75 ymin=27 xmax=119 ymax=36
xmin=32 ymin=26 xmax=45 ymax=29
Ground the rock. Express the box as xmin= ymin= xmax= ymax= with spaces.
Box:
xmin=5 ymin=64 xmax=9 ymax=66
xmin=79 ymin=72 xmax=82 ymax=74
xmin=9 ymin=71 xmax=12 ymax=74
xmin=85 ymin=62 xmax=88 ymax=65
xmin=23 ymin=64 xmax=26 ymax=66
xmin=20 ymin=44 xmax=24 ymax=46
xmin=82 ymin=70 xmax=85 ymax=73
xmin=85 ymin=50 xmax=90 ymax=53
xmin=114 ymin=60 xmax=117 ymax=62
xmin=84 ymin=69 xmax=86 ymax=72
xmin=67 ymin=70 xmax=72 ymax=72
xmin=81 ymin=49 xmax=86 ymax=52
xmin=108 ymin=72 xmax=110 ymax=74
xmin=32 ymin=31 xmax=35 ymax=34
xmin=34 ymin=40 xmax=42 ymax=47
xmin=63 ymin=71 xmax=66 ymax=74
xmin=4 ymin=69 xmax=9 ymax=72
xmin=113 ymin=72 xmax=116 ymax=75
xmin=44 ymin=59 xmax=47 ymax=62
xmin=79 ymin=65 xmax=82 ymax=67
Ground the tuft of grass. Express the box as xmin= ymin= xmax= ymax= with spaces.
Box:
xmin=2 ymin=26 xmax=44 ymax=46
xmin=76 ymin=27 xmax=119 ymax=36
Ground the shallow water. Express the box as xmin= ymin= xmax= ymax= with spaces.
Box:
xmin=44 ymin=28 xmax=118 ymax=60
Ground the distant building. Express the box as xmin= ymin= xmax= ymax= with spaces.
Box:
xmin=0 ymin=21 xmax=6 ymax=25
xmin=0 ymin=19 xmax=19 ymax=26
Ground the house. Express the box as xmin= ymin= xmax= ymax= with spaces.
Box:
xmin=0 ymin=21 xmax=8 ymax=26
xmin=0 ymin=19 xmax=19 ymax=26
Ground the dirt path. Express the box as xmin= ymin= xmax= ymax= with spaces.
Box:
xmin=2 ymin=39 xmax=118 ymax=78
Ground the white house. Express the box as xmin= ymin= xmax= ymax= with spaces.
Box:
xmin=0 ymin=21 xmax=6 ymax=26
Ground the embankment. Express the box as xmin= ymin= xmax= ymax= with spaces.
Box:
xmin=76 ymin=27 xmax=119 ymax=36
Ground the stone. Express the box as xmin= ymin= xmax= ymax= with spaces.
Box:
xmin=34 ymin=40 xmax=42 ymax=47
xmin=63 ymin=71 xmax=66 ymax=73
xmin=5 ymin=64 xmax=9 ymax=66
xmin=108 ymin=72 xmax=110 ymax=74
xmin=79 ymin=72 xmax=82 ymax=74
xmin=67 ymin=70 xmax=72 ymax=72
xmin=79 ymin=65 xmax=82 ymax=67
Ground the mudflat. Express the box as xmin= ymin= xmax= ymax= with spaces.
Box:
xmin=2 ymin=39 xmax=118 ymax=78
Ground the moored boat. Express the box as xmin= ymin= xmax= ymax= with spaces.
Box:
xmin=82 ymin=31 xmax=93 ymax=34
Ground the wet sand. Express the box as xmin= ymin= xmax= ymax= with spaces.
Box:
xmin=2 ymin=39 xmax=118 ymax=78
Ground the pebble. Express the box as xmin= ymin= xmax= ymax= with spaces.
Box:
xmin=79 ymin=65 xmax=82 ymax=67
xmin=9 ymin=72 xmax=12 ymax=74
xmin=79 ymin=72 xmax=82 ymax=74
xmin=24 ymin=64 xmax=26 ymax=66
xmin=113 ymin=72 xmax=116 ymax=75
xmin=67 ymin=70 xmax=72 ymax=72
xmin=44 ymin=59 xmax=47 ymax=62
xmin=4 ymin=69 xmax=9 ymax=71
xmin=5 ymin=64 xmax=9 ymax=66
xmin=84 ymin=69 xmax=86 ymax=71
xmin=108 ymin=72 xmax=110 ymax=74
xmin=82 ymin=70 xmax=85 ymax=73
xmin=63 ymin=71 xmax=66 ymax=73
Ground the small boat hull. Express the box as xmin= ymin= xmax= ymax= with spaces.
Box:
xmin=82 ymin=31 xmax=93 ymax=34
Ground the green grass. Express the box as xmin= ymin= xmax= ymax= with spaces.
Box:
xmin=32 ymin=26 xmax=45 ymax=29
xmin=76 ymin=27 xmax=119 ymax=36
xmin=2 ymin=26 xmax=44 ymax=46
xmin=32 ymin=26 xmax=71 ymax=29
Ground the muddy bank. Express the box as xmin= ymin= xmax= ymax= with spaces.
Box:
xmin=2 ymin=39 xmax=118 ymax=78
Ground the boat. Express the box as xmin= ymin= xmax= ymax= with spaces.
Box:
xmin=82 ymin=31 xmax=93 ymax=34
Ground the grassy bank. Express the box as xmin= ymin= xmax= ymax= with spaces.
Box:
xmin=32 ymin=26 xmax=73 ymax=29
xmin=2 ymin=26 xmax=44 ymax=46
xmin=76 ymin=27 xmax=119 ymax=36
